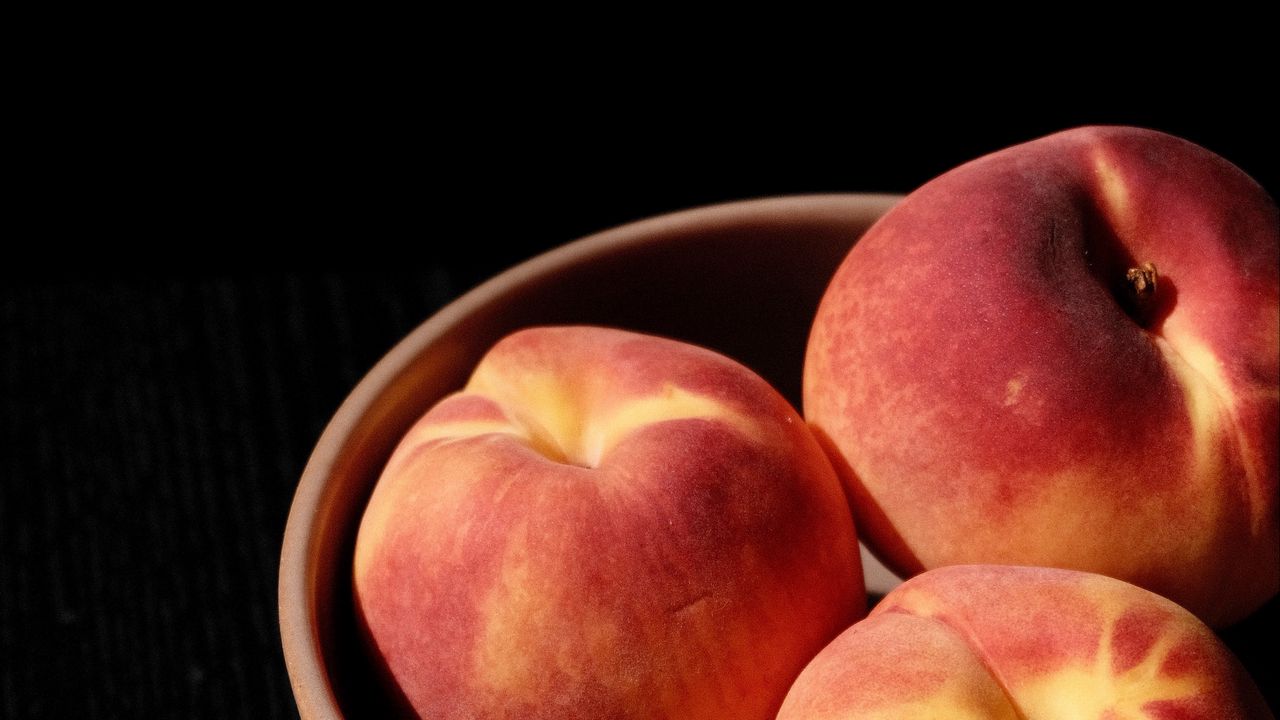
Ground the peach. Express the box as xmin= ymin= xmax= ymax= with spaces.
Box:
xmin=777 ymin=565 xmax=1274 ymax=719
xmin=352 ymin=326 xmax=864 ymax=719
xmin=805 ymin=126 xmax=1279 ymax=626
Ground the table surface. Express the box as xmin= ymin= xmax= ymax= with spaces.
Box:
xmin=4 ymin=109 xmax=1275 ymax=718
xmin=2 ymin=271 xmax=472 ymax=718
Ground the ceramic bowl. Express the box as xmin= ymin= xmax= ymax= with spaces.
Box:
xmin=277 ymin=193 xmax=902 ymax=717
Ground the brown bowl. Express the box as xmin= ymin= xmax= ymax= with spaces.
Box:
xmin=277 ymin=193 xmax=902 ymax=717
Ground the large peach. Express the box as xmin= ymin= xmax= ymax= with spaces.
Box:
xmin=805 ymin=126 xmax=1279 ymax=626
xmin=777 ymin=565 xmax=1274 ymax=719
xmin=353 ymin=326 xmax=864 ymax=718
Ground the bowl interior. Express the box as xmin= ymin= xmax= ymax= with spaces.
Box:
xmin=278 ymin=193 xmax=902 ymax=718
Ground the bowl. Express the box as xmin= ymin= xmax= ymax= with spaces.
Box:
xmin=278 ymin=190 xmax=1280 ymax=717
xmin=277 ymin=193 xmax=902 ymax=717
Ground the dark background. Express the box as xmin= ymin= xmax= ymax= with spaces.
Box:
xmin=3 ymin=63 xmax=1277 ymax=718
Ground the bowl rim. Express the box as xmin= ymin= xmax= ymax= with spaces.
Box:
xmin=277 ymin=192 xmax=903 ymax=718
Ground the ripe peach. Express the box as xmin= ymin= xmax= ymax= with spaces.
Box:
xmin=805 ymin=126 xmax=1279 ymax=626
xmin=353 ymin=326 xmax=864 ymax=719
xmin=777 ymin=565 xmax=1274 ymax=719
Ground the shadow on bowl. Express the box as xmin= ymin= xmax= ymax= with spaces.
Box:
xmin=277 ymin=194 xmax=902 ymax=717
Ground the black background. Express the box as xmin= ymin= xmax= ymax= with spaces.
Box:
xmin=3 ymin=53 xmax=1278 ymax=719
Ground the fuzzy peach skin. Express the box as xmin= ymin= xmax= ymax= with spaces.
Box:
xmin=804 ymin=126 xmax=1279 ymax=627
xmin=353 ymin=326 xmax=864 ymax=719
xmin=777 ymin=565 xmax=1274 ymax=720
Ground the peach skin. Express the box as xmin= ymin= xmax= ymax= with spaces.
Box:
xmin=805 ymin=125 xmax=1280 ymax=627
xmin=777 ymin=565 xmax=1274 ymax=720
xmin=353 ymin=326 xmax=864 ymax=719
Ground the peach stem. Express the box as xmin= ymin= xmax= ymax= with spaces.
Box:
xmin=1125 ymin=261 xmax=1159 ymax=325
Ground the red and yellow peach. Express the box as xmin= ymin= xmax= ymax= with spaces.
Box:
xmin=778 ymin=565 xmax=1274 ymax=719
xmin=353 ymin=326 xmax=864 ymax=719
xmin=805 ymin=126 xmax=1280 ymax=627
